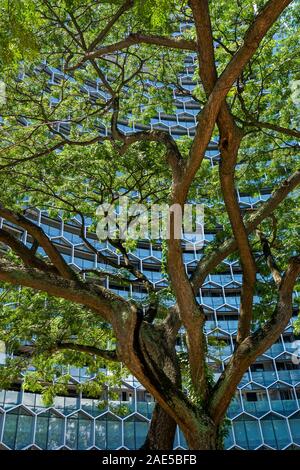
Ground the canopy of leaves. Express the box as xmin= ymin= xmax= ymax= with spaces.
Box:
xmin=0 ymin=0 xmax=299 ymax=400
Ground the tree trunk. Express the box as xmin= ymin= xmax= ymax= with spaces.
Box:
xmin=134 ymin=321 xmax=180 ymax=450
xmin=140 ymin=403 xmax=177 ymax=450
xmin=183 ymin=416 xmax=223 ymax=450
xmin=120 ymin=318 xmax=225 ymax=450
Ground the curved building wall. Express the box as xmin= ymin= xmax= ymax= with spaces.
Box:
xmin=0 ymin=38 xmax=299 ymax=450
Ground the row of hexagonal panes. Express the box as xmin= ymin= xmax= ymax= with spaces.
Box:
xmin=15 ymin=210 xmax=274 ymax=271
xmin=177 ymin=332 xmax=299 ymax=362
xmin=1 ymin=406 xmax=300 ymax=450
xmin=0 ymin=389 xmax=155 ymax=418
xmin=225 ymin=413 xmax=300 ymax=450
xmin=228 ymin=383 xmax=300 ymax=418
xmin=3 ymin=385 xmax=300 ymax=421
xmin=0 ymin=406 xmax=187 ymax=450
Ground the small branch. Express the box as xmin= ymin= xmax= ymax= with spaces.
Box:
xmin=257 ymin=229 xmax=282 ymax=287
xmin=0 ymin=227 xmax=58 ymax=275
xmin=88 ymin=0 xmax=135 ymax=52
xmin=209 ymin=254 xmax=300 ymax=423
xmin=0 ymin=256 xmax=125 ymax=323
xmin=110 ymin=96 xmax=183 ymax=176
xmin=180 ymin=0 xmax=293 ymax=201
xmin=236 ymin=117 xmax=300 ymax=140
xmin=0 ymin=205 xmax=77 ymax=281
xmin=191 ymin=169 xmax=300 ymax=291
xmin=66 ymin=33 xmax=197 ymax=71
xmin=18 ymin=342 xmax=118 ymax=362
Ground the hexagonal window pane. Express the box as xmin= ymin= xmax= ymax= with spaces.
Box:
xmin=228 ymin=394 xmax=243 ymax=418
xmin=54 ymin=394 xmax=79 ymax=415
xmin=224 ymin=424 xmax=234 ymax=449
xmin=95 ymin=413 xmax=122 ymax=449
xmin=3 ymin=407 xmax=34 ymax=449
xmin=269 ymin=384 xmax=298 ymax=416
xmin=261 ymin=415 xmax=291 ymax=449
xmin=35 ymin=411 xmax=65 ymax=450
xmin=288 ymin=413 xmax=300 ymax=445
xmin=242 ymin=385 xmax=269 ymax=417
xmin=65 ymin=412 xmax=93 ymax=450
xmin=124 ymin=415 xmax=149 ymax=449
xmin=3 ymin=389 xmax=20 ymax=409
xmin=232 ymin=415 xmax=262 ymax=449
xmin=81 ymin=396 xmax=107 ymax=417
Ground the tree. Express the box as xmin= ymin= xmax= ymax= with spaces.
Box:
xmin=0 ymin=0 xmax=299 ymax=450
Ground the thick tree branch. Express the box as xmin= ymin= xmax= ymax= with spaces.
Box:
xmin=181 ymin=0 xmax=292 ymax=200
xmin=0 ymin=255 xmax=127 ymax=323
xmin=191 ymin=169 xmax=300 ymax=291
xmin=167 ymin=220 xmax=208 ymax=399
xmin=165 ymin=0 xmax=292 ymax=398
xmin=219 ymin=138 xmax=257 ymax=344
xmin=189 ymin=0 xmax=257 ymax=344
xmin=209 ymin=255 xmax=300 ymax=423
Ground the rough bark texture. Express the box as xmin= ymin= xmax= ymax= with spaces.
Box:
xmin=183 ymin=414 xmax=223 ymax=450
xmin=140 ymin=404 xmax=177 ymax=450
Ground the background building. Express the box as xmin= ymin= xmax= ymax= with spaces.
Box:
xmin=0 ymin=25 xmax=299 ymax=450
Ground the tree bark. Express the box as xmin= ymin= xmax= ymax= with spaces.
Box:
xmin=130 ymin=320 xmax=225 ymax=450
xmin=140 ymin=403 xmax=177 ymax=450
xmin=137 ymin=321 xmax=180 ymax=450
xmin=183 ymin=416 xmax=223 ymax=450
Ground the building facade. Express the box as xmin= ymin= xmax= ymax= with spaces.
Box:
xmin=0 ymin=25 xmax=299 ymax=450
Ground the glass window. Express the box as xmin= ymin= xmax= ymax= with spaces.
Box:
xmin=4 ymin=390 xmax=19 ymax=409
xmin=65 ymin=412 xmax=93 ymax=450
xmin=233 ymin=417 xmax=262 ymax=449
xmin=81 ymin=397 xmax=107 ymax=417
xmin=2 ymin=412 xmax=18 ymax=448
xmin=3 ymin=408 xmax=34 ymax=449
xmin=0 ymin=390 xmax=4 ymax=407
xmin=35 ymin=411 xmax=64 ymax=449
xmin=22 ymin=392 xmax=36 ymax=409
xmin=136 ymin=400 xmax=154 ymax=419
xmin=261 ymin=416 xmax=290 ymax=449
xmin=123 ymin=416 xmax=148 ymax=449
xmin=224 ymin=425 xmax=234 ymax=448
xmin=289 ymin=414 xmax=300 ymax=445
xmin=95 ymin=414 xmax=122 ymax=449
xmin=54 ymin=395 xmax=78 ymax=415
xmin=178 ymin=429 xmax=187 ymax=448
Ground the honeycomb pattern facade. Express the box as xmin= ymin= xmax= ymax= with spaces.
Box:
xmin=0 ymin=31 xmax=299 ymax=450
xmin=1 ymin=206 xmax=299 ymax=450
xmin=0 ymin=380 xmax=191 ymax=450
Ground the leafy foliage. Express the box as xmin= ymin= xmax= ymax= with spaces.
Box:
xmin=0 ymin=0 xmax=298 ymax=422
